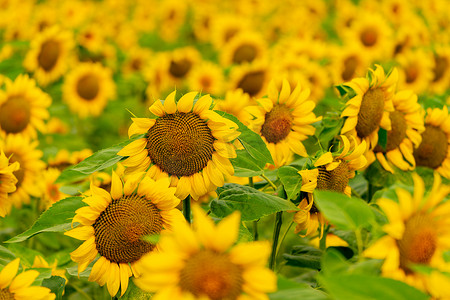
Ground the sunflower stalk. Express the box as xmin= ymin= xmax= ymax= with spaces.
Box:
xmin=248 ymin=177 xmax=259 ymax=240
xmin=269 ymin=211 xmax=283 ymax=271
xmin=183 ymin=195 xmax=191 ymax=223
xmin=320 ymin=225 xmax=330 ymax=251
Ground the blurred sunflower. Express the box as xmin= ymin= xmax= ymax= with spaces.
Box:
xmin=166 ymin=48 xmax=201 ymax=84
xmin=131 ymin=0 xmax=157 ymax=33
xmin=77 ymin=25 xmax=105 ymax=54
xmin=430 ymin=45 xmax=450 ymax=94
xmin=157 ymin=0 xmax=188 ymax=42
xmin=0 ymin=149 xmax=19 ymax=217
xmin=364 ymin=173 xmax=450 ymax=297
xmin=413 ymin=106 xmax=450 ymax=179
xmin=122 ymin=47 xmax=152 ymax=76
xmin=397 ymin=49 xmax=434 ymax=95
xmin=0 ymin=75 xmax=51 ymax=139
xmin=187 ymin=61 xmax=224 ymax=96
xmin=144 ymin=54 xmax=171 ymax=103
xmin=244 ymin=79 xmax=320 ymax=167
xmin=298 ymin=60 xmax=330 ymax=103
xmin=0 ymin=258 xmax=55 ymax=300
xmin=340 ymin=65 xmax=397 ymax=150
xmin=330 ymin=44 xmax=370 ymax=85
xmin=220 ymin=31 xmax=267 ymax=66
xmin=24 ymin=26 xmax=74 ymax=86
xmin=32 ymin=256 xmax=68 ymax=285
xmin=367 ymin=90 xmax=424 ymax=173
xmin=39 ymin=168 xmax=69 ymax=210
xmin=118 ymin=91 xmax=240 ymax=200
xmin=210 ymin=14 xmax=249 ymax=50
xmin=135 ymin=206 xmax=277 ymax=299
xmin=65 ymin=172 xmax=185 ymax=297
xmin=1 ymin=135 xmax=45 ymax=207
xmin=191 ymin=5 xmax=216 ymax=42
xmin=294 ymin=136 xmax=367 ymax=237
xmin=229 ymin=61 xmax=270 ymax=98
xmin=63 ymin=62 xmax=115 ymax=118
xmin=216 ymin=88 xmax=254 ymax=123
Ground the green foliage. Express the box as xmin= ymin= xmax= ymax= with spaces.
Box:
xmin=277 ymin=166 xmax=302 ymax=201
xmin=377 ymin=128 xmax=388 ymax=151
xmin=5 ymin=197 xmax=84 ymax=243
xmin=283 ymin=245 xmax=322 ymax=270
xmin=42 ymin=276 xmax=66 ymax=300
xmin=210 ymin=183 xmax=297 ymax=221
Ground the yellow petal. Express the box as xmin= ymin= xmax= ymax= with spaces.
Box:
xmin=9 ymin=270 xmax=39 ymax=292
xmin=213 ymin=210 xmax=241 ymax=252
xmin=164 ymin=91 xmax=177 ymax=114
xmin=0 ymin=258 xmax=19 ymax=289
xmin=314 ymin=152 xmax=333 ymax=167
xmin=193 ymin=95 xmax=212 ymax=114
xmin=117 ymin=138 xmax=147 ymax=157
xmin=64 ymin=225 xmax=94 ymax=240
xmin=278 ymin=79 xmax=291 ymax=104
xmin=177 ymin=91 xmax=197 ymax=113
xmin=119 ymin=263 xmax=130 ymax=296
xmin=107 ymin=263 xmax=120 ymax=297
xmin=110 ymin=171 xmax=123 ymax=200
xmin=149 ymin=100 xmax=165 ymax=117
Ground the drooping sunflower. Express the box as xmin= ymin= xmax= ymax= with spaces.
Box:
xmin=65 ymin=171 xmax=185 ymax=297
xmin=39 ymin=168 xmax=69 ymax=210
xmin=0 ymin=75 xmax=51 ymax=139
xmin=220 ymin=31 xmax=267 ymax=67
xmin=63 ymin=62 xmax=116 ymax=118
xmin=367 ymin=89 xmax=425 ymax=173
xmin=134 ymin=205 xmax=277 ymax=299
xmin=396 ymin=49 xmax=434 ymax=95
xmin=0 ymin=135 xmax=45 ymax=208
xmin=24 ymin=26 xmax=74 ymax=87
xmin=340 ymin=65 xmax=397 ymax=150
xmin=0 ymin=149 xmax=19 ymax=217
xmin=118 ymin=91 xmax=240 ymax=200
xmin=229 ymin=61 xmax=271 ymax=98
xmin=187 ymin=61 xmax=224 ymax=96
xmin=0 ymin=258 xmax=55 ymax=300
xmin=413 ymin=106 xmax=450 ymax=179
xmin=364 ymin=173 xmax=450 ymax=297
xmin=294 ymin=135 xmax=367 ymax=237
xmin=244 ymin=79 xmax=321 ymax=167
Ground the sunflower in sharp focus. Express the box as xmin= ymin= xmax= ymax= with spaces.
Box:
xmin=0 ymin=258 xmax=55 ymax=300
xmin=294 ymin=135 xmax=367 ymax=237
xmin=340 ymin=65 xmax=397 ymax=150
xmin=244 ymin=79 xmax=321 ymax=167
xmin=367 ymin=89 xmax=425 ymax=173
xmin=187 ymin=61 xmax=224 ymax=96
xmin=1 ymin=135 xmax=45 ymax=208
xmin=220 ymin=31 xmax=267 ymax=67
xmin=0 ymin=75 xmax=51 ymax=139
xmin=413 ymin=106 xmax=450 ymax=179
xmin=118 ymin=91 xmax=240 ymax=200
xmin=65 ymin=171 xmax=185 ymax=297
xmin=364 ymin=173 xmax=450 ymax=297
xmin=396 ymin=49 xmax=434 ymax=95
xmin=63 ymin=62 xmax=116 ymax=118
xmin=229 ymin=61 xmax=271 ymax=98
xmin=0 ymin=149 xmax=19 ymax=217
xmin=24 ymin=26 xmax=74 ymax=87
xmin=134 ymin=205 xmax=277 ymax=299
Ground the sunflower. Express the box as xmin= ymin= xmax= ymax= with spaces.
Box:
xmin=0 ymin=75 xmax=51 ymax=139
xmin=215 ymin=88 xmax=254 ymax=123
xmin=340 ymin=65 xmax=397 ymax=150
xmin=191 ymin=4 xmax=216 ymax=42
xmin=298 ymin=60 xmax=330 ymax=103
xmin=244 ymin=79 xmax=320 ymax=167
xmin=144 ymin=53 xmax=171 ymax=103
xmin=134 ymin=205 xmax=277 ymax=299
xmin=210 ymin=14 xmax=249 ymax=50
xmin=187 ymin=61 xmax=224 ymax=96
xmin=156 ymin=0 xmax=188 ymax=42
xmin=65 ymin=171 xmax=185 ymax=297
xmin=130 ymin=0 xmax=157 ymax=34
xmin=364 ymin=173 xmax=450 ymax=297
xmin=329 ymin=44 xmax=370 ymax=85
xmin=220 ymin=31 xmax=267 ymax=66
xmin=0 ymin=149 xmax=19 ymax=217
xmin=166 ymin=48 xmax=201 ymax=84
xmin=392 ymin=17 xmax=430 ymax=57
xmin=47 ymin=149 xmax=93 ymax=171
xmin=39 ymin=168 xmax=69 ymax=210
xmin=228 ymin=61 xmax=271 ymax=98
xmin=396 ymin=49 xmax=434 ymax=95
xmin=24 ymin=26 xmax=74 ymax=87
xmin=413 ymin=106 xmax=450 ymax=179
xmin=118 ymin=91 xmax=240 ymax=200
xmin=430 ymin=44 xmax=450 ymax=95
xmin=32 ymin=256 xmax=68 ymax=285
xmin=63 ymin=62 xmax=116 ymax=118
xmin=367 ymin=89 xmax=425 ymax=173
xmin=0 ymin=135 xmax=45 ymax=208
xmin=0 ymin=258 xmax=55 ymax=300
xmin=294 ymin=135 xmax=367 ymax=237
xmin=122 ymin=47 xmax=152 ymax=76
xmin=77 ymin=25 xmax=106 ymax=54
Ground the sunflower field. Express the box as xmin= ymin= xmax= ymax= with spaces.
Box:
xmin=0 ymin=0 xmax=449 ymax=299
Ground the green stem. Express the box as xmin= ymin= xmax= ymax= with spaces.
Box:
xmin=320 ymin=225 xmax=330 ymax=251
xmin=260 ymin=174 xmax=277 ymax=190
xmin=355 ymin=228 xmax=364 ymax=261
xmin=269 ymin=212 xmax=283 ymax=271
xmin=248 ymin=177 xmax=259 ymax=241
xmin=183 ymin=195 xmax=191 ymax=223
xmin=69 ymin=283 xmax=93 ymax=300
xmin=275 ymin=220 xmax=294 ymax=258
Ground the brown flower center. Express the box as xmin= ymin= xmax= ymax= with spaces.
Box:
xmin=38 ymin=39 xmax=61 ymax=71
xmin=224 ymin=28 xmax=239 ymax=43
xmin=360 ymin=28 xmax=378 ymax=47
xmin=131 ymin=58 xmax=142 ymax=71
xmin=433 ymin=55 xmax=448 ymax=83
xmin=237 ymin=70 xmax=265 ymax=97
xmin=0 ymin=97 xmax=31 ymax=134
xmin=179 ymin=250 xmax=243 ymax=300
xmin=316 ymin=161 xmax=349 ymax=194
xmin=398 ymin=214 xmax=437 ymax=273
xmin=341 ymin=56 xmax=358 ymax=81
xmin=405 ymin=65 xmax=418 ymax=84
xmin=147 ymin=112 xmax=214 ymax=177
xmin=76 ymin=74 xmax=100 ymax=101
xmin=92 ymin=194 xmax=163 ymax=263
xmin=232 ymin=44 xmax=257 ymax=64
xmin=414 ymin=125 xmax=448 ymax=169
xmin=200 ymin=76 xmax=212 ymax=90
xmin=260 ymin=104 xmax=292 ymax=144
xmin=0 ymin=289 xmax=14 ymax=300
xmin=355 ymin=87 xmax=385 ymax=139
xmin=169 ymin=58 xmax=192 ymax=78
xmin=374 ymin=111 xmax=407 ymax=152
xmin=5 ymin=153 xmax=24 ymax=189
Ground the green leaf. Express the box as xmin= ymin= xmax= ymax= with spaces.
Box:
xmin=6 ymin=244 xmax=42 ymax=267
xmin=270 ymin=285 xmax=329 ymax=300
xmin=283 ymin=245 xmax=322 ymax=270
xmin=5 ymin=197 xmax=85 ymax=243
xmin=314 ymin=190 xmax=375 ymax=231
xmin=377 ymin=128 xmax=387 ymax=151
xmin=42 ymin=276 xmax=66 ymax=300
xmin=210 ymin=183 xmax=297 ymax=221
xmin=56 ymin=134 xmax=145 ymax=183
xmin=277 ymin=166 xmax=302 ymax=200
xmin=0 ymin=245 xmax=16 ymax=268
xmin=216 ymin=110 xmax=274 ymax=176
